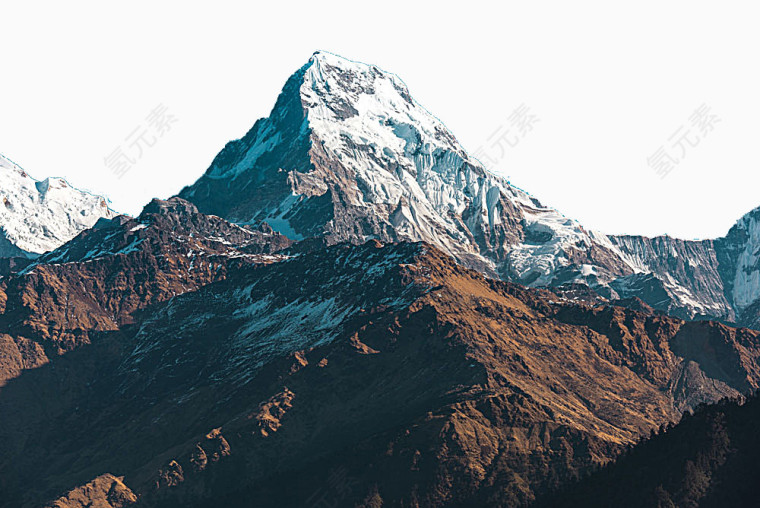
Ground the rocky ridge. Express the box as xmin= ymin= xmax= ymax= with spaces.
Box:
xmin=179 ymin=52 xmax=760 ymax=330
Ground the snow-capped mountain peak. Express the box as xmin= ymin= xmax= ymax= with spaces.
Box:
xmin=180 ymin=51 xmax=635 ymax=283
xmin=179 ymin=52 xmax=760 ymax=328
xmin=302 ymin=50 xmax=461 ymax=158
xmin=0 ymin=152 xmax=116 ymax=257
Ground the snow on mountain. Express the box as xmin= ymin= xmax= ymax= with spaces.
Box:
xmin=609 ymin=235 xmax=734 ymax=321
xmin=180 ymin=51 xmax=760 ymax=329
xmin=119 ymin=241 xmax=428 ymax=391
xmin=604 ymin=206 xmax=760 ymax=326
xmin=180 ymin=51 xmax=635 ymax=285
xmin=715 ymin=206 xmax=760 ymax=329
xmin=728 ymin=208 xmax=760 ymax=310
xmin=0 ymin=152 xmax=116 ymax=257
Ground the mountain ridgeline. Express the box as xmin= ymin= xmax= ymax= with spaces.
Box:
xmin=179 ymin=51 xmax=760 ymax=331
xmin=0 ymin=153 xmax=114 ymax=259
xmin=535 ymin=393 xmax=760 ymax=508
xmin=0 ymin=52 xmax=759 ymax=508
xmin=4 ymin=237 xmax=760 ymax=507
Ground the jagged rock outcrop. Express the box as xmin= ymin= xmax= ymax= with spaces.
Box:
xmin=46 ymin=474 xmax=137 ymax=508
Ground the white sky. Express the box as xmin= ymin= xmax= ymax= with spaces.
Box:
xmin=1 ymin=1 xmax=758 ymax=240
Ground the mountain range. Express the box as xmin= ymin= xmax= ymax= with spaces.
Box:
xmin=178 ymin=51 xmax=760 ymax=331
xmin=1 ymin=51 xmax=759 ymax=507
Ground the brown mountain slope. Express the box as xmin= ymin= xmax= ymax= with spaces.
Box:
xmin=1 ymin=241 xmax=759 ymax=507
xmin=0 ymin=197 xmax=291 ymax=385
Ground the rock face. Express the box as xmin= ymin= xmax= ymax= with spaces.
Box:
xmin=0 ymin=152 xmax=115 ymax=257
xmin=2 ymin=241 xmax=760 ymax=507
xmin=608 ymin=236 xmax=729 ymax=321
xmin=179 ymin=52 xmax=760 ymax=330
xmin=178 ymin=51 xmax=633 ymax=284
xmin=0 ymin=197 xmax=291 ymax=385
xmin=716 ymin=206 xmax=760 ymax=329
xmin=46 ymin=474 xmax=137 ymax=508
xmin=609 ymin=210 xmax=760 ymax=328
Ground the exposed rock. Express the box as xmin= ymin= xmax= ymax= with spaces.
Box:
xmin=0 ymin=197 xmax=292 ymax=382
xmin=0 ymin=334 xmax=48 ymax=386
xmin=46 ymin=474 xmax=137 ymax=508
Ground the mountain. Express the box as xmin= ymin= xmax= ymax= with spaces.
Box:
xmin=535 ymin=393 xmax=760 ymax=508
xmin=0 ymin=197 xmax=291 ymax=385
xmin=716 ymin=207 xmax=760 ymax=330
xmin=2 ymin=239 xmax=760 ymax=507
xmin=178 ymin=51 xmax=633 ymax=285
xmin=609 ymin=207 xmax=760 ymax=330
xmin=0 ymin=152 xmax=116 ymax=258
xmin=179 ymin=51 xmax=760 ymax=330
xmin=3 ymin=51 xmax=760 ymax=507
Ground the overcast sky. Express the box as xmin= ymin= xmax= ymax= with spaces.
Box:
xmin=1 ymin=1 xmax=758 ymax=240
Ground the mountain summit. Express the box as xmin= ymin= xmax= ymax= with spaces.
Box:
xmin=179 ymin=51 xmax=631 ymax=282
xmin=0 ymin=152 xmax=115 ymax=257
xmin=179 ymin=51 xmax=760 ymax=329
